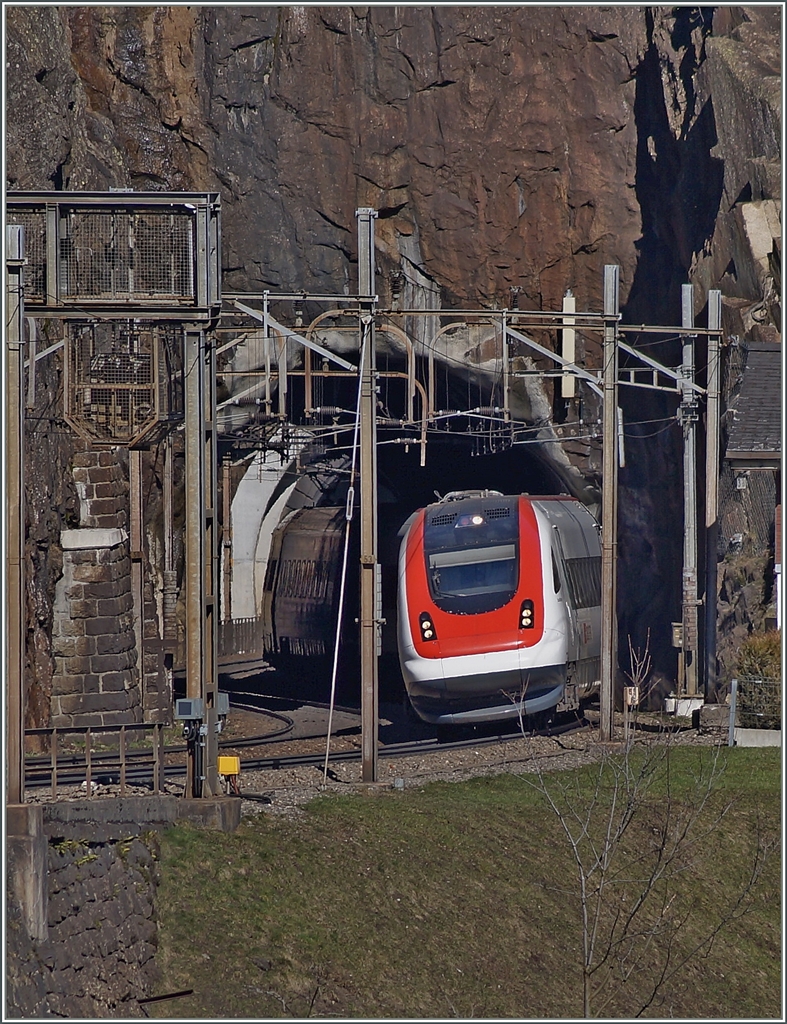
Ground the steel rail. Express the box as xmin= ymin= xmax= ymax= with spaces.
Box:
xmin=22 ymin=716 xmax=591 ymax=790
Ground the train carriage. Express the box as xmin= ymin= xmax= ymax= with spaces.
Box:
xmin=397 ymin=490 xmax=602 ymax=725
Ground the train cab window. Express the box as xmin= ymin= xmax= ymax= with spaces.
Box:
xmin=423 ymin=498 xmax=520 ymax=614
xmin=429 ymin=544 xmax=516 ymax=592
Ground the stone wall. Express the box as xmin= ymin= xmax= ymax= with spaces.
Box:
xmin=6 ymin=829 xmax=160 ymax=1018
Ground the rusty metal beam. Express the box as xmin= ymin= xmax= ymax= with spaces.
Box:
xmin=184 ymin=326 xmax=219 ymax=797
xmin=6 ymin=225 xmax=26 ymax=804
xmin=357 ymin=208 xmax=379 ymax=783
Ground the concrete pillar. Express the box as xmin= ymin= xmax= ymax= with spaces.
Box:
xmin=6 ymin=804 xmax=48 ymax=942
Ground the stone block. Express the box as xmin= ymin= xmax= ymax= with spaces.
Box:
xmin=72 ymin=564 xmax=111 ymax=584
xmin=62 ymin=528 xmax=127 ymax=551
xmin=81 ymin=674 xmax=101 ymax=693
xmin=94 ymin=514 xmax=127 ymax=531
xmin=75 ymin=635 xmax=98 ymax=657
xmin=98 ymin=450 xmax=121 ymax=468
xmin=92 ymin=652 xmax=133 ymax=674
xmin=95 ymin=920 xmax=121 ymax=957
xmin=93 ymin=482 xmax=122 ymax=499
xmin=53 ymin=617 xmax=86 ymax=638
xmin=698 ymin=703 xmax=734 ymax=733
xmin=64 ymin=656 xmax=92 ymax=675
xmin=72 ymin=451 xmax=100 ymax=468
xmin=84 ymin=466 xmax=114 ymax=484
xmin=69 ymin=549 xmax=100 ymax=566
xmin=90 ymin=579 xmax=124 ymax=600
xmin=89 ymin=498 xmax=123 ymax=518
xmin=55 ymin=693 xmax=91 ymax=716
xmin=97 ymin=593 xmax=133 ymax=617
xmin=85 ymin=616 xmax=123 ymax=637
xmin=50 ymin=678 xmax=73 ymax=699
xmin=69 ymin=599 xmax=98 ymax=619
xmin=134 ymin=940 xmax=158 ymax=966
xmin=95 ymin=631 xmax=134 ymax=656
xmin=100 ymin=672 xmax=129 ymax=692
xmin=101 ymin=691 xmax=136 ymax=713
xmin=95 ymin=545 xmax=125 ymax=566
xmin=55 ymin=637 xmax=78 ymax=659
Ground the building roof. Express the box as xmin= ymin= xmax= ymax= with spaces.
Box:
xmin=726 ymin=342 xmax=782 ymax=466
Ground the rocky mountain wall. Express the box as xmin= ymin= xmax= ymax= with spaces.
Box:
xmin=6 ymin=5 xmax=781 ymax=719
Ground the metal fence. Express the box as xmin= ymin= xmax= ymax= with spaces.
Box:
xmin=24 ymin=722 xmax=168 ymax=799
xmin=736 ymin=674 xmax=781 ymax=730
xmin=218 ymin=616 xmax=264 ymax=660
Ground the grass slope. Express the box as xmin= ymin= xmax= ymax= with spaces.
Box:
xmin=150 ymin=747 xmax=781 ymax=1019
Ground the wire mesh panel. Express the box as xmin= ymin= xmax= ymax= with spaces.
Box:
xmin=718 ymin=462 xmax=777 ymax=554
xmin=6 ymin=208 xmax=46 ymax=300
xmin=60 ymin=209 xmax=194 ymax=300
xmin=737 ymin=674 xmax=780 ymax=729
xmin=65 ymin=322 xmax=183 ymax=446
xmin=5 ymin=192 xmax=220 ymax=318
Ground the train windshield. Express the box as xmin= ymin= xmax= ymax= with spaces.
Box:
xmin=423 ymin=500 xmax=520 ymax=614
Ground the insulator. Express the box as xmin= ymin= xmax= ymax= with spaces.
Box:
xmin=311 ymin=406 xmax=351 ymax=417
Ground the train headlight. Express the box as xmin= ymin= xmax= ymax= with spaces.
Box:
xmin=519 ymin=599 xmax=535 ymax=629
xmin=455 ymin=513 xmax=485 ymax=528
xmin=419 ymin=612 xmax=438 ymax=641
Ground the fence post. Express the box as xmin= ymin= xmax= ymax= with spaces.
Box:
xmin=728 ymin=678 xmax=738 ymax=747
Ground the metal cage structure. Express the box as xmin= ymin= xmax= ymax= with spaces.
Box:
xmin=64 ymin=321 xmax=184 ymax=448
xmin=6 ymin=191 xmax=221 ymax=319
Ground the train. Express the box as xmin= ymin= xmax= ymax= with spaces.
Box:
xmin=397 ymin=490 xmax=602 ymax=725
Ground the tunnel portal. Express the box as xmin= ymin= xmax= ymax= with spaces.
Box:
xmin=249 ymin=427 xmax=585 ymax=709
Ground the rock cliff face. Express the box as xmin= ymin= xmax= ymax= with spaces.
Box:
xmin=6 ymin=5 xmax=781 ymax=717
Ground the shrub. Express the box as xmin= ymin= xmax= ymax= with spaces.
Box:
xmin=737 ymin=630 xmax=781 ymax=678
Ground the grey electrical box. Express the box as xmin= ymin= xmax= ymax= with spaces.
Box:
xmin=217 ymin=691 xmax=230 ymax=716
xmin=175 ymin=697 xmax=205 ymax=720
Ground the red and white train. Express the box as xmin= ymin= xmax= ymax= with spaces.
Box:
xmin=397 ymin=490 xmax=602 ymax=725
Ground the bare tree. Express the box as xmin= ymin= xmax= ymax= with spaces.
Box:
xmin=517 ymin=722 xmax=776 ymax=1018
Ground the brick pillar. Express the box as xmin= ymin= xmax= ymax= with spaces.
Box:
xmin=51 ymin=529 xmax=141 ymax=727
xmin=50 ymin=450 xmax=141 ymax=728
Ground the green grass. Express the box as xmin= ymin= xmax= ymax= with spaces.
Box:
xmin=150 ymin=747 xmax=781 ymax=1019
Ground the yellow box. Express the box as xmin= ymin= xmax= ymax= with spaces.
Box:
xmin=217 ymin=755 xmax=240 ymax=777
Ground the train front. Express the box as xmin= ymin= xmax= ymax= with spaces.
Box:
xmin=397 ymin=492 xmax=569 ymax=725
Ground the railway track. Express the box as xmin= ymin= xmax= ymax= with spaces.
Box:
xmin=23 ymin=710 xmax=591 ymax=792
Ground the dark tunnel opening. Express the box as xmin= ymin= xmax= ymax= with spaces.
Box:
xmin=258 ymin=429 xmax=582 ymax=710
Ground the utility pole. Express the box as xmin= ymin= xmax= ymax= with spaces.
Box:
xmin=680 ymin=284 xmax=699 ymax=696
xmin=6 ymin=225 xmax=26 ymax=804
xmin=184 ymin=325 xmax=219 ymax=797
xmin=357 ymin=208 xmax=379 ymax=782
xmin=704 ymin=290 xmax=722 ymax=697
xmin=600 ymin=265 xmax=619 ymax=742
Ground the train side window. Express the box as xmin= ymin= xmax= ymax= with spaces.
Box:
xmin=551 ymin=548 xmax=562 ymax=593
xmin=564 ymin=556 xmax=601 ymax=609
